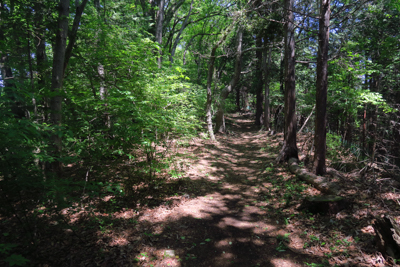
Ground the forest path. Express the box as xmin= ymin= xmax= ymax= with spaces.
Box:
xmin=132 ymin=113 xmax=318 ymax=267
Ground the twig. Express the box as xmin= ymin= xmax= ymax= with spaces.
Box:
xmin=82 ymin=166 xmax=92 ymax=197
xmin=299 ymin=105 xmax=315 ymax=133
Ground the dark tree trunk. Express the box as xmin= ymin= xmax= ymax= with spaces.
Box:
xmin=243 ymin=86 xmax=249 ymax=111
xmin=36 ymin=29 xmax=47 ymax=120
xmin=369 ymin=106 xmax=378 ymax=164
xmin=279 ymin=48 xmax=285 ymax=96
xmin=263 ymin=45 xmax=272 ymax=130
xmin=0 ymin=13 xmax=26 ymax=119
xmin=278 ymin=0 xmax=298 ymax=162
xmin=274 ymin=105 xmax=283 ymax=132
xmin=236 ymin=85 xmax=241 ymax=111
xmin=0 ymin=55 xmax=23 ymax=118
xmin=362 ymin=105 xmax=366 ymax=151
xmin=170 ymin=0 xmax=193 ymax=63
xmin=373 ymin=215 xmax=400 ymax=259
xmin=314 ymin=0 xmax=330 ymax=175
xmin=255 ymin=34 xmax=264 ymax=125
xmin=34 ymin=1 xmax=49 ymax=122
xmin=63 ymin=0 xmax=89 ymax=76
xmin=49 ymin=0 xmax=69 ymax=175
xmin=156 ymin=0 xmax=165 ymax=68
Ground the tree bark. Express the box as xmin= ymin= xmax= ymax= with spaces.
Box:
xmin=215 ymin=27 xmax=243 ymax=133
xmin=170 ymin=0 xmax=193 ymax=63
xmin=243 ymin=86 xmax=249 ymax=111
xmin=263 ymin=46 xmax=272 ymax=130
xmin=288 ymin=158 xmax=340 ymax=195
xmin=277 ymin=0 xmax=298 ymax=162
xmin=49 ymin=0 xmax=70 ymax=175
xmin=63 ymin=0 xmax=89 ymax=75
xmin=34 ymin=1 xmax=48 ymax=122
xmin=314 ymin=0 xmax=330 ymax=175
xmin=255 ymin=34 xmax=264 ymax=126
xmin=156 ymin=0 xmax=165 ymax=68
xmin=205 ymin=22 xmax=236 ymax=141
xmin=373 ymin=215 xmax=400 ymax=259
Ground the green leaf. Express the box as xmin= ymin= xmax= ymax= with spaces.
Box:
xmin=3 ymin=254 xmax=30 ymax=266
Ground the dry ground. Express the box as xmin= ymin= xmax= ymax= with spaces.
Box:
xmin=2 ymin=113 xmax=399 ymax=267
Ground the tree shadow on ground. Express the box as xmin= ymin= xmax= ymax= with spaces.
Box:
xmin=1 ymin=113 xmax=390 ymax=266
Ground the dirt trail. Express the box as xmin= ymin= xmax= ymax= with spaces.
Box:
xmin=130 ymin=114 xmax=318 ymax=267
xmin=11 ymin=113 xmax=390 ymax=266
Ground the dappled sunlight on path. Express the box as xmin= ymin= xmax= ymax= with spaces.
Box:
xmin=133 ymin=113 xmax=319 ymax=266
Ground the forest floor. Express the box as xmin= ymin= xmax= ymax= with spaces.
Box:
xmin=3 ymin=113 xmax=400 ymax=267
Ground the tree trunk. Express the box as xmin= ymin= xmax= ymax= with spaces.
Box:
xmin=170 ymin=0 xmax=193 ymax=63
xmin=243 ymin=86 xmax=249 ymax=111
xmin=373 ymin=215 xmax=400 ymax=259
xmin=36 ymin=35 xmax=47 ymax=120
xmin=156 ymin=0 xmax=165 ymax=68
xmin=314 ymin=0 xmax=330 ymax=175
xmin=205 ymin=22 xmax=236 ymax=141
xmin=49 ymin=0 xmax=70 ymax=175
xmin=255 ymin=34 xmax=264 ymax=126
xmin=26 ymin=28 xmax=37 ymax=119
xmin=206 ymin=62 xmax=216 ymax=141
xmin=362 ymin=105 xmax=367 ymax=152
xmin=277 ymin=0 xmax=298 ymax=162
xmin=34 ymin=1 xmax=48 ymax=122
xmin=274 ymin=105 xmax=283 ymax=133
xmin=263 ymin=46 xmax=272 ymax=130
xmin=63 ymin=0 xmax=89 ymax=76
xmin=215 ymin=27 xmax=243 ymax=132
xmin=236 ymin=85 xmax=241 ymax=111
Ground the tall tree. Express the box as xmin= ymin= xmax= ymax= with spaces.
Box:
xmin=263 ymin=45 xmax=272 ymax=130
xmin=49 ymin=0 xmax=70 ymax=174
xmin=170 ymin=0 xmax=194 ymax=63
xmin=156 ymin=0 xmax=165 ymax=68
xmin=255 ymin=34 xmax=264 ymax=125
xmin=215 ymin=27 xmax=243 ymax=133
xmin=205 ymin=18 xmax=237 ymax=141
xmin=314 ymin=0 xmax=330 ymax=175
xmin=277 ymin=0 xmax=298 ymax=162
xmin=49 ymin=0 xmax=88 ymax=174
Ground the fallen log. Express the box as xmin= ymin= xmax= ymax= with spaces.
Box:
xmin=288 ymin=158 xmax=340 ymax=195
xmin=298 ymin=195 xmax=350 ymax=215
xmin=374 ymin=215 xmax=400 ymax=259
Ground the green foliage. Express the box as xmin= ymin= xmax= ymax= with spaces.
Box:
xmin=304 ymin=261 xmax=330 ymax=267
xmin=0 ymin=243 xmax=29 ymax=266
xmin=326 ymin=132 xmax=342 ymax=158
xmin=3 ymin=253 xmax=30 ymax=266
xmin=276 ymin=233 xmax=290 ymax=252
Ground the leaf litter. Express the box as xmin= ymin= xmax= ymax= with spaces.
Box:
xmin=1 ymin=113 xmax=399 ymax=266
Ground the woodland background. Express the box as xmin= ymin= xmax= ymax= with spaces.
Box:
xmin=0 ymin=0 xmax=400 ymax=265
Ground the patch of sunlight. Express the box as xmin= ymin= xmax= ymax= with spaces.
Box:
xmin=271 ymin=258 xmax=303 ymax=266
xmin=108 ymin=236 xmax=130 ymax=246
xmin=214 ymin=251 xmax=235 ymax=266
xmin=215 ymin=238 xmax=235 ymax=248
xmin=252 ymin=238 xmax=265 ymax=246
xmin=217 ymin=217 xmax=254 ymax=229
xmin=136 ymin=248 xmax=182 ymax=267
